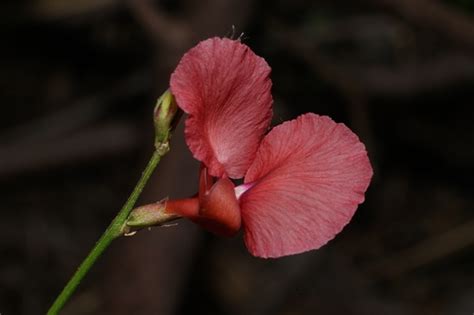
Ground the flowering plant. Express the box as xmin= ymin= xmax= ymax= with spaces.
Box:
xmin=48 ymin=37 xmax=372 ymax=314
xmin=131 ymin=37 xmax=373 ymax=257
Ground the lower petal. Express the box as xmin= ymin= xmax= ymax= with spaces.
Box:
xmin=240 ymin=113 xmax=373 ymax=258
xmin=199 ymin=176 xmax=242 ymax=237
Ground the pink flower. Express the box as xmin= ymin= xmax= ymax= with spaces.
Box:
xmin=165 ymin=37 xmax=372 ymax=258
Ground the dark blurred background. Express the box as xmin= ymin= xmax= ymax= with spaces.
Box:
xmin=1 ymin=0 xmax=473 ymax=314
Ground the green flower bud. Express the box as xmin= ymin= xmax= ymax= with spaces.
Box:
xmin=153 ymin=90 xmax=181 ymax=154
xmin=125 ymin=200 xmax=180 ymax=231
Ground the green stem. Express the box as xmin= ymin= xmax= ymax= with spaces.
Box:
xmin=47 ymin=150 xmax=163 ymax=315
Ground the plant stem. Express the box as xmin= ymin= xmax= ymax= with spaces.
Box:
xmin=47 ymin=150 xmax=163 ymax=315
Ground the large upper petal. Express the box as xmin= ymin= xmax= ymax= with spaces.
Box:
xmin=170 ymin=37 xmax=273 ymax=178
xmin=240 ymin=113 xmax=373 ymax=258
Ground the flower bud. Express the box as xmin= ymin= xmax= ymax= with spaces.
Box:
xmin=126 ymin=200 xmax=179 ymax=230
xmin=153 ymin=90 xmax=181 ymax=153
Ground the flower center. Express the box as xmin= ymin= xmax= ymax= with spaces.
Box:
xmin=234 ymin=182 xmax=255 ymax=199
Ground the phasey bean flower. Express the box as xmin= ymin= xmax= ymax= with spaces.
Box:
xmin=133 ymin=37 xmax=373 ymax=258
xmin=48 ymin=37 xmax=373 ymax=315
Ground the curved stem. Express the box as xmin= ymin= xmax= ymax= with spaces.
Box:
xmin=47 ymin=150 xmax=163 ymax=315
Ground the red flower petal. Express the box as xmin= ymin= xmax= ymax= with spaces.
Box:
xmin=161 ymin=176 xmax=241 ymax=237
xmin=170 ymin=37 xmax=273 ymax=178
xmin=165 ymin=167 xmax=241 ymax=237
xmin=240 ymin=113 xmax=373 ymax=258
xmin=199 ymin=176 xmax=242 ymax=237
